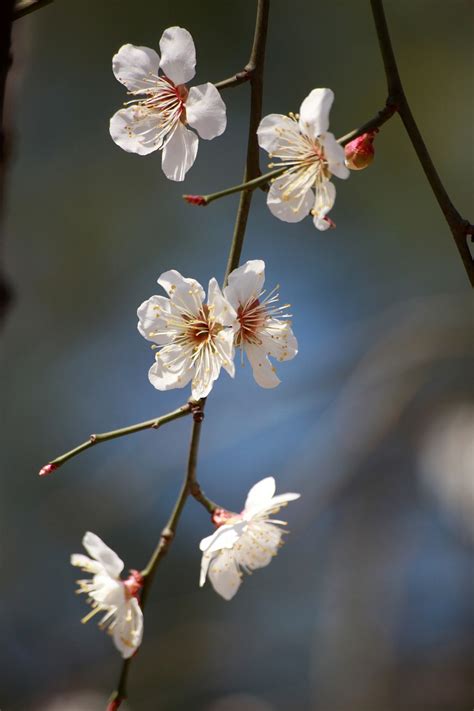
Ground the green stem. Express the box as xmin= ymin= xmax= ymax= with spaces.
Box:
xmin=184 ymin=168 xmax=284 ymax=206
xmin=43 ymin=403 xmax=192 ymax=473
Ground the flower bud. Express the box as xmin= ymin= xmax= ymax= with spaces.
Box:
xmin=183 ymin=194 xmax=207 ymax=206
xmin=39 ymin=462 xmax=58 ymax=477
xmin=344 ymin=131 xmax=376 ymax=171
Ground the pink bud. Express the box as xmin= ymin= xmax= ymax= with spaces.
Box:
xmin=183 ymin=194 xmax=207 ymax=206
xmin=212 ymin=508 xmax=235 ymax=527
xmin=38 ymin=462 xmax=58 ymax=477
xmin=344 ymin=131 xmax=376 ymax=171
xmin=107 ymin=699 xmax=122 ymax=711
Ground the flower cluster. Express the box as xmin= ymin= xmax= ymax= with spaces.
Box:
xmin=65 ymin=18 xmax=370 ymax=670
xmin=137 ymin=259 xmax=297 ymax=400
xmin=72 ymin=479 xmax=299 ymax=654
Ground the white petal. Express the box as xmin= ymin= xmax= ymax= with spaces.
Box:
xmin=245 ymin=343 xmax=281 ymax=388
xmin=157 ymin=269 xmax=205 ymax=307
xmin=249 ymin=492 xmax=301 ymax=519
xmin=216 ymin=328 xmax=236 ymax=378
xmin=257 ymin=114 xmax=300 ymax=154
xmin=161 ymin=123 xmax=199 ymax=181
xmin=82 ymin=532 xmax=124 ymax=578
xmin=89 ymin=575 xmax=124 ymax=606
xmin=137 ymin=295 xmax=172 ymax=345
xmin=110 ymin=106 xmax=162 ymax=156
xmin=299 ymin=88 xmax=334 ymax=139
xmin=159 ymin=26 xmax=196 ymax=85
xmin=200 ymin=524 xmax=241 ymax=553
xmin=260 ymin=319 xmax=298 ymax=362
xmin=112 ymin=44 xmax=160 ymax=92
xmin=312 ymin=180 xmax=336 ymax=231
xmin=207 ymin=277 xmax=236 ymax=327
xmin=199 ymin=524 xmax=244 ymax=587
xmin=236 ymin=526 xmax=281 ymax=569
xmin=149 ymin=348 xmax=193 ymax=391
xmin=224 ymin=259 xmax=265 ymax=309
xmin=191 ymin=349 xmax=222 ymax=400
xmin=320 ymin=132 xmax=350 ymax=179
xmin=70 ymin=554 xmax=103 ymax=575
xmin=112 ymin=598 xmax=143 ymax=659
xmin=208 ymin=549 xmax=242 ymax=600
xmin=186 ymin=83 xmax=227 ymax=140
xmin=267 ymin=176 xmax=313 ymax=223
xmin=244 ymin=477 xmax=276 ymax=514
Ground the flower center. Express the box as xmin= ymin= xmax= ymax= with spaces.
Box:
xmin=183 ymin=305 xmax=223 ymax=346
xmin=127 ymin=74 xmax=188 ymax=148
xmin=268 ymin=115 xmax=331 ymax=204
xmin=236 ymin=298 xmax=267 ymax=346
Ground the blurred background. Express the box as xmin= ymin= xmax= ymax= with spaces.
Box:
xmin=1 ymin=1 xmax=473 ymax=709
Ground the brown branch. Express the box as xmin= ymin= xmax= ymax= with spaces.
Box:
xmin=337 ymin=100 xmax=396 ymax=147
xmin=13 ymin=0 xmax=53 ymax=20
xmin=370 ymin=0 xmax=474 ymax=287
xmin=224 ymin=0 xmax=269 ymax=283
xmin=108 ymin=402 xmax=206 ymax=707
xmin=0 ymin=0 xmax=15 ymax=328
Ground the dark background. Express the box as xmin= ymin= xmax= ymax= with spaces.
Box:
xmin=1 ymin=1 xmax=473 ymax=710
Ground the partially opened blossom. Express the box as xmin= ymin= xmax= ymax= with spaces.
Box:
xmin=138 ymin=269 xmax=236 ymax=400
xmin=224 ymin=259 xmax=297 ymax=388
xmin=199 ymin=477 xmax=300 ymax=600
xmin=110 ymin=27 xmax=227 ymax=181
xmin=257 ymin=88 xmax=349 ymax=230
xmin=71 ymin=532 xmax=143 ymax=658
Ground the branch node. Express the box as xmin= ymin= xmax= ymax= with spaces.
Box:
xmin=89 ymin=434 xmax=97 ymax=443
xmin=191 ymin=403 xmax=205 ymax=423
xmin=160 ymin=528 xmax=174 ymax=545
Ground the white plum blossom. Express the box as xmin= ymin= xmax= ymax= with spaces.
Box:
xmin=199 ymin=477 xmax=300 ymax=600
xmin=224 ymin=260 xmax=297 ymax=388
xmin=110 ymin=27 xmax=227 ymax=181
xmin=71 ymin=532 xmax=143 ymax=658
xmin=138 ymin=269 xmax=236 ymax=400
xmin=257 ymin=88 xmax=349 ymax=230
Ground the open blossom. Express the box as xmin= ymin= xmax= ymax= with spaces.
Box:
xmin=224 ymin=260 xmax=297 ymax=388
xmin=71 ymin=532 xmax=143 ymax=658
xmin=138 ymin=269 xmax=236 ymax=400
xmin=257 ymin=88 xmax=349 ymax=230
xmin=110 ymin=27 xmax=226 ymax=181
xmin=199 ymin=477 xmax=300 ymax=600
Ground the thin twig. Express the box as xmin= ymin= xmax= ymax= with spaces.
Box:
xmin=370 ymin=0 xmax=474 ymax=287
xmin=224 ymin=0 xmax=269 ymax=283
xmin=0 ymin=0 xmax=14 ymax=328
xmin=13 ymin=0 xmax=53 ymax=20
xmin=40 ymin=403 xmax=193 ymax=475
